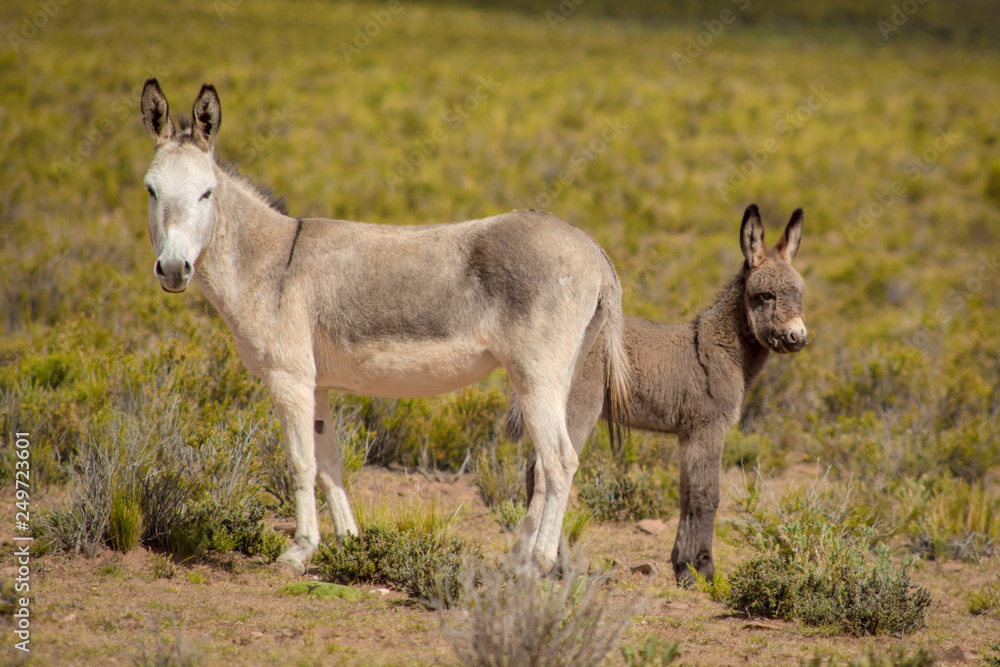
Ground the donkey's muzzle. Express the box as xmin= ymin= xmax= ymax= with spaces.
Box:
xmin=780 ymin=317 xmax=809 ymax=353
xmin=155 ymin=257 xmax=193 ymax=292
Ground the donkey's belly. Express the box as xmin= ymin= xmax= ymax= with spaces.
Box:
xmin=314 ymin=337 xmax=502 ymax=398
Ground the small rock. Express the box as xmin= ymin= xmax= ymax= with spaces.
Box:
xmin=940 ymin=645 xmax=967 ymax=663
xmin=272 ymin=522 xmax=297 ymax=537
xmin=664 ymin=601 xmax=690 ymax=611
xmin=62 ymin=613 xmax=77 ymax=623
xmin=636 ymin=519 xmax=668 ymax=536
xmin=631 ymin=562 xmax=659 ymax=576
xmin=942 ymin=562 xmax=964 ymax=573
xmin=372 ymin=588 xmax=393 ymax=597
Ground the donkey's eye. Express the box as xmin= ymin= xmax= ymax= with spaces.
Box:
xmin=146 ymin=185 xmax=157 ymax=199
xmin=759 ymin=292 xmax=775 ymax=302
xmin=200 ymin=189 xmax=213 ymax=201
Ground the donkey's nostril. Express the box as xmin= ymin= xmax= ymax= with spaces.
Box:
xmin=182 ymin=260 xmax=193 ymax=277
xmin=154 ymin=259 xmax=166 ymax=278
xmin=788 ymin=331 xmax=798 ymax=343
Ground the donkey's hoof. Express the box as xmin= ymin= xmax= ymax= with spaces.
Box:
xmin=275 ymin=557 xmax=305 ymax=577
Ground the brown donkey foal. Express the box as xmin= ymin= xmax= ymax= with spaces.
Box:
xmin=507 ymin=204 xmax=809 ymax=584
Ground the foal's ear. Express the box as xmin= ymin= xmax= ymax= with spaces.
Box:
xmin=191 ymin=84 xmax=222 ymax=152
xmin=740 ymin=204 xmax=767 ymax=268
xmin=141 ymin=78 xmax=174 ymax=146
xmin=775 ymin=208 xmax=803 ymax=263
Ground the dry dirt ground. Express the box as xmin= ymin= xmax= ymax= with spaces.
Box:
xmin=2 ymin=465 xmax=998 ymax=666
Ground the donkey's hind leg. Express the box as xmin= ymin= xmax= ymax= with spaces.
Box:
xmin=313 ymin=390 xmax=359 ymax=541
xmin=514 ymin=386 xmax=578 ymax=572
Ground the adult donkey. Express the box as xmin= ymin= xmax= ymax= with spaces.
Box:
xmin=507 ymin=204 xmax=808 ymax=584
xmin=139 ymin=79 xmax=630 ymax=575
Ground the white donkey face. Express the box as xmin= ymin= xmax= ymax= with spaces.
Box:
xmin=140 ymin=79 xmax=222 ymax=293
xmin=144 ymin=144 xmax=217 ymax=292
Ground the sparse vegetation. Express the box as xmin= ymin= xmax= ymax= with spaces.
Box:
xmin=724 ymin=478 xmax=932 ymax=635
xmin=314 ymin=523 xmax=477 ymax=605
xmin=2 ymin=0 xmax=999 ymax=662
xmin=440 ymin=551 xmax=644 ymax=667
xmin=576 ymin=463 xmax=672 ymax=523
xmin=620 ymin=635 xmax=681 ymax=666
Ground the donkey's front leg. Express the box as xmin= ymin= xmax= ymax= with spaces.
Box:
xmin=671 ymin=426 xmax=725 ymax=586
xmin=270 ymin=374 xmax=321 ymax=575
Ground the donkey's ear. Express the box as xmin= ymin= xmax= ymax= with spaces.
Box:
xmin=191 ymin=84 xmax=221 ymax=152
xmin=740 ymin=204 xmax=767 ymax=268
xmin=775 ymin=208 xmax=803 ymax=263
xmin=141 ymin=78 xmax=174 ymax=146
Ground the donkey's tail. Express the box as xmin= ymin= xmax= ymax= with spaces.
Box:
xmin=598 ymin=262 xmax=632 ymax=454
xmin=502 ymin=254 xmax=632 ymax=449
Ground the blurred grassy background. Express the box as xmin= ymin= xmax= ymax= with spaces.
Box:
xmin=1 ymin=0 xmax=999 ymax=552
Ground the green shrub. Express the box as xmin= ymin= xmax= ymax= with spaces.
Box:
xmin=967 ymin=588 xmax=997 ymax=615
xmin=576 ymin=463 xmax=671 ymax=523
xmin=801 ymin=647 xmax=936 ymax=667
xmin=108 ymin=485 xmax=144 ymax=553
xmin=563 ymin=507 xmax=594 ymax=546
xmin=314 ymin=524 xmax=477 ymax=604
xmin=620 ymin=635 xmax=681 ymax=666
xmin=691 ymin=567 xmax=731 ymax=604
xmin=724 ymin=476 xmax=932 ymax=636
xmin=354 ymin=494 xmax=462 ymax=541
xmin=908 ymin=477 xmax=1000 ymax=561
xmin=474 ymin=440 xmax=528 ymax=510
xmin=985 ymin=641 xmax=1000 ymax=667
xmin=489 ymin=498 xmax=527 ymax=532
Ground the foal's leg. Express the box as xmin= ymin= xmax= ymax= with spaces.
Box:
xmin=671 ymin=425 xmax=725 ymax=585
xmin=313 ymin=390 xmax=359 ymax=539
xmin=269 ymin=374 xmax=321 ymax=575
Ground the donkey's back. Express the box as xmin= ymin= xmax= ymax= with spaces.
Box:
xmin=281 ymin=209 xmax=614 ymax=398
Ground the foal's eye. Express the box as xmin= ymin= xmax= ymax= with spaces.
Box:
xmin=759 ymin=292 xmax=775 ymax=302
xmin=200 ymin=189 xmax=213 ymax=201
xmin=146 ymin=185 xmax=157 ymax=199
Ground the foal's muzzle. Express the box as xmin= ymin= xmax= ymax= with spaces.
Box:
xmin=774 ymin=317 xmax=809 ymax=353
xmin=155 ymin=257 xmax=193 ymax=292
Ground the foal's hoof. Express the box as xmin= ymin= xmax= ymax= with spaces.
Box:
xmin=275 ymin=557 xmax=305 ymax=577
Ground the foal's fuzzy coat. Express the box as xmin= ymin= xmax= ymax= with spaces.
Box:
xmin=140 ymin=80 xmax=630 ymax=575
xmin=507 ymin=205 xmax=808 ymax=583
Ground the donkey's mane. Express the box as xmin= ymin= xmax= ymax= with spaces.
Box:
xmin=173 ymin=117 xmax=288 ymax=216
xmin=217 ymin=160 xmax=289 ymax=216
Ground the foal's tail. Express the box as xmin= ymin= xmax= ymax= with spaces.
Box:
xmin=598 ymin=260 xmax=632 ymax=454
